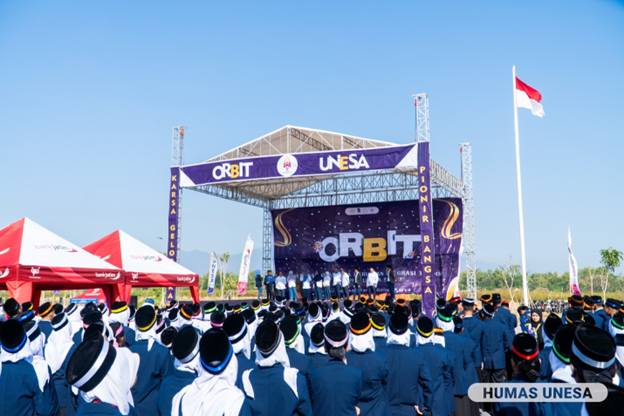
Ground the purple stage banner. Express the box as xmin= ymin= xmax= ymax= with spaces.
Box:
xmin=179 ymin=144 xmax=418 ymax=186
xmin=271 ymin=198 xmax=463 ymax=305
xmin=417 ymin=141 xmax=436 ymax=317
xmin=167 ymin=167 xmax=180 ymax=262
xmin=165 ymin=287 xmax=176 ymax=302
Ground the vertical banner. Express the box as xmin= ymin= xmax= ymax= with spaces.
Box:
xmin=568 ymin=227 xmax=581 ymax=296
xmin=207 ymin=251 xmax=219 ymax=295
xmin=167 ymin=167 xmax=180 ymax=262
xmin=165 ymin=287 xmax=176 ymax=302
xmin=237 ymin=236 xmax=254 ymax=295
xmin=418 ymin=142 xmax=436 ymax=317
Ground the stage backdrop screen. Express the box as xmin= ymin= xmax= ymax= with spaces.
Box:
xmin=271 ymin=198 xmax=463 ymax=297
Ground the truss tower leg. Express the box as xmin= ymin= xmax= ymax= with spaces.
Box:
xmin=263 ymin=207 xmax=273 ymax=274
xmin=460 ymin=143 xmax=476 ymax=300
xmin=172 ymin=126 xmax=186 ymax=264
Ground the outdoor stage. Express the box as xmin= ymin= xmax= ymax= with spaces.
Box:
xmin=167 ymin=99 xmax=476 ymax=316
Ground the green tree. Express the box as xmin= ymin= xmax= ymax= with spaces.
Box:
xmin=600 ymin=248 xmax=623 ymax=300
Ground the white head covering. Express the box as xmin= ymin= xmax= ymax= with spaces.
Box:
xmin=231 ymin=324 xmax=252 ymax=360
xmin=348 ymin=330 xmax=375 ymax=353
xmin=386 ymin=329 xmax=411 ymax=346
xmin=609 ymin=319 xmax=624 ymax=367
xmin=67 ymin=307 xmax=83 ymax=336
xmin=109 ymin=308 xmax=130 ymax=327
xmin=435 ymin=317 xmax=454 ymax=333
xmin=135 ymin=321 xmax=158 ymax=351
xmin=549 ymin=350 xmax=575 ymax=384
xmin=28 ymin=329 xmax=46 ymax=358
xmin=372 ymin=327 xmax=387 ymax=338
xmin=433 ymin=331 xmax=445 ymax=347
xmin=81 ymin=346 xmax=140 ymax=416
xmin=172 ymin=354 xmax=245 ymax=416
xmin=307 ymin=341 xmax=327 ymax=355
xmin=175 ymin=353 xmax=201 ymax=374
xmin=285 ymin=330 xmax=306 ymax=355
xmin=45 ymin=319 xmax=75 ymax=374
xmin=1 ymin=339 xmax=50 ymax=391
xmin=256 ymin=333 xmax=291 ymax=368
xmin=416 ymin=332 xmax=434 ymax=346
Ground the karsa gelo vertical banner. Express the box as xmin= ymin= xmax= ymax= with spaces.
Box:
xmin=167 ymin=167 xmax=180 ymax=262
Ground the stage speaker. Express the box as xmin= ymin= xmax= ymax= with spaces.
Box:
xmin=130 ymin=295 xmax=138 ymax=309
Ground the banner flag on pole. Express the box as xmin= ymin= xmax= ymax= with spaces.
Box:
xmin=515 ymin=77 xmax=545 ymax=118
xmin=417 ymin=141 xmax=436 ymax=317
xmin=165 ymin=287 xmax=176 ymax=302
xmin=207 ymin=251 xmax=218 ymax=295
xmin=568 ymin=227 xmax=581 ymax=296
xmin=237 ymin=236 xmax=254 ymax=295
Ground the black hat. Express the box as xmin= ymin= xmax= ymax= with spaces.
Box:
xmin=591 ymin=295 xmax=603 ymax=305
xmin=268 ymin=304 xmax=278 ymax=313
xmin=255 ymin=320 xmax=281 ymax=357
xmin=37 ymin=302 xmax=53 ymax=318
xmin=80 ymin=302 xmax=97 ymax=319
xmin=204 ymin=302 xmax=217 ymax=314
xmin=161 ymin=327 xmax=177 ymax=349
xmin=110 ymin=322 xmax=125 ymax=339
xmin=192 ymin=303 xmax=202 ymax=316
xmin=17 ymin=310 xmax=35 ymax=324
xmin=167 ymin=300 xmax=179 ymax=310
xmin=571 ymin=324 xmax=616 ymax=371
xmin=491 ymin=293 xmax=502 ymax=305
xmin=233 ymin=304 xmax=242 ymax=314
xmin=199 ymin=328 xmax=234 ymax=375
xmin=242 ymin=309 xmax=256 ymax=325
xmin=482 ymin=304 xmax=495 ymax=317
xmin=280 ymin=316 xmax=301 ymax=345
xmin=172 ymin=325 xmax=200 ymax=363
xmin=66 ymin=333 xmax=117 ymax=392
xmin=343 ymin=300 xmax=353 ymax=309
xmin=83 ymin=310 xmax=103 ymax=327
xmin=332 ymin=302 xmax=339 ymax=312
xmin=0 ymin=319 xmax=27 ymax=353
xmin=241 ymin=302 xmax=249 ymax=310
xmin=98 ymin=303 xmax=108 ymax=315
xmin=453 ymin=316 xmax=464 ymax=333
xmin=3 ymin=298 xmax=20 ymax=317
xmin=308 ymin=303 xmax=321 ymax=320
xmin=155 ymin=316 xmax=166 ymax=335
xmin=110 ymin=301 xmax=128 ymax=314
xmin=22 ymin=302 xmax=34 ymax=312
xmin=583 ymin=295 xmax=594 ymax=310
xmin=53 ymin=304 xmax=64 ymax=315
xmin=437 ymin=305 xmax=454 ymax=322
xmin=224 ymin=304 xmax=233 ymax=315
xmin=128 ymin=305 xmax=136 ymax=321
xmin=396 ymin=298 xmax=406 ymax=307
xmin=261 ymin=299 xmax=270 ymax=307
xmin=251 ymin=300 xmax=261 ymax=311
xmin=606 ymin=298 xmax=622 ymax=310
xmin=84 ymin=321 xmax=108 ymax=340
xmin=223 ymin=314 xmax=248 ymax=345
xmin=565 ymin=308 xmax=584 ymax=324
xmin=217 ymin=304 xmax=225 ymax=313
xmin=23 ymin=321 xmax=41 ymax=342
xmin=371 ymin=313 xmax=386 ymax=331
xmin=552 ymin=324 xmax=575 ymax=364
xmin=257 ymin=310 xmax=268 ymax=320
xmin=179 ymin=305 xmax=193 ymax=321
xmin=544 ymin=313 xmax=563 ymax=340
xmin=389 ymin=313 xmax=409 ymax=335
xmin=416 ymin=317 xmax=434 ymax=338
xmin=435 ymin=298 xmax=446 ymax=311
xmin=350 ymin=312 xmax=372 ymax=335
xmin=135 ymin=306 xmax=157 ymax=332
xmin=511 ymin=333 xmax=539 ymax=361
xmin=585 ymin=383 xmax=624 ymax=415
xmin=65 ymin=303 xmax=78 ymax=316
xmin=310 ymin=323 xmax=325 ymax=347
xmin=583 ymin=312 xmax=596 ymax=326
xmin=569 ymin=295 xmax=583 ymax=306
xmin=461 ymin=298 xmax=475 ymax=307
xmin=168 ymin=309 xmax=179 ymax=322
xmin=611 ymin=313 xmax=624 ymax=331
xmin=51 ymin=313 xmax=69 ymax=331
xmin=324 ymin=320 xmax=349 ymax=348
xmin=210 ymin=310 xmax=226 ymax=328
xmin=480 ymin=294 xmax=492 ymax=304
xmin=266 ymin=311 xmax=284 ymax=324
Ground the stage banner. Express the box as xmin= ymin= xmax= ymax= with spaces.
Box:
xmin=178 ymin=143 xmax=418 ymax=187
xmin=167 ymin=167 xmax=180 ymax=262
xmin=271 ymin=198 xmax=462 ymax=304
xmin=165 ymin=287 xmax=176 ymax=302
xmin=417 ymin=141 xmax=436 ymax=317
xmin=207 ymin=251 xmax=218 ymax=295
xmin=237 ymin=236 xmax=254 ymax=295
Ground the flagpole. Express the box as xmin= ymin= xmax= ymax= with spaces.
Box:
xmin=513 ymin=65 xmax=529 ymax=307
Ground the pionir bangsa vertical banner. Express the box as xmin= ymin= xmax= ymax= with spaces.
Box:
xmin=417 ymin=142 xmax=436 ymax=317
xmin=167 ymin=167 xmax=180 ymax=262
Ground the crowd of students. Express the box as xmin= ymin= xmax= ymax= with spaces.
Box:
xmin=0 ymin=291 xmax=623 ymax=416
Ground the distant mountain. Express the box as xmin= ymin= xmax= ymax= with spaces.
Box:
xmin=180 ymin=249 xmax=262 ymax=276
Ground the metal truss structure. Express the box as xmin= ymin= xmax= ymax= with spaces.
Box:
xmin=461 ymin=143 xmax=477 ymax=300
xmin=171 ymin=126 xmax=186 ymax=263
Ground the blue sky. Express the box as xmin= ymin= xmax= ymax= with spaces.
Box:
xmin=1 ymin=1 xmax=623 ymax=274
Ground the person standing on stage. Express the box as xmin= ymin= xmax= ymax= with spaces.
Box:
xmin=302 ymin=272 xmax=313 ymax=301
xmin=313 ymin=270 xmax=323 ymax=301
xmin=353 ymin=267 xmax=363 ymax=301
xmin=255 ymin=272 xmax=264 ymax=300
xmin=367 ymin=267 xmax=379 ymax=299
xmin=385 ymin=265 xmax=396 ymax=301
xmin=265 ymin=270 xmax=275 ymax=301
xmin=275 ymin=271 xmax=287 ymax=299
xmin=341 ymin=268 xmax=350 ymax=301
xmin=287 ymin=271 xmax=298 ymax=301
xmin=323 ymin=272 xmax=332 ymax=300
xmin=332 ymin=267 xmax=342 ymax=300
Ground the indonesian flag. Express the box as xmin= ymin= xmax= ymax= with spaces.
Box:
xmin=515 ymin=77 xmax=544 ymax=118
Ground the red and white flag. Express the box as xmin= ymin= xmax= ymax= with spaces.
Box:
xmin=515 ymin=77 xmax=544 ymax=118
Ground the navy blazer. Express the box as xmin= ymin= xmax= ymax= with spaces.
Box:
xmin=346 ymin=349 xmax=390 ymax=416
xmin=309 ymin=359 xmax=362 ymax=416
xmin=157 ymin=369 xmax=197 ymax=416
xmin=286 ymin=347 xmax=315 ymax=397
xmin=0 ymin=359 xmax=59 ymax=416
xmin=415 ymin=343 xmax=455 ymax=416
xmin=462 ymin=315 xmax=485 ymax=365
xmin=539 ymin=346 xmax=553 ymax=380
xmin=51 ymin=343 xmax=78 ymax=416
xmin=593 ymin=309 xmax=609 ymax=331
xmin=494 ymin=307 xmax=515 ymax=349
xmin=443 ymin=331 xmax=472 ymax=396
xmin=458 ymin=330 xmax=479 ymax=386
xmin=39 ymin=320 xmax=54 ymax=343
xmin=235 ymin=352 xmax=257 ymax=391
xmin=492 ymin=375 xmax=545 ymax=416
xmin=481 ymin=318 xmax=511 ymax=370
xmin=306 ymin=352 xmax=329 ymax=371
xmin=379 ymin=344 xmax=433 ymax=415
xmin=124 ymin=326 xmax=137 ymax=347
xmin=129 ymin=340 xmax=175 ymax=416
xmin=244 ymin=363 xmax=312 ymax=416
xmin=373 ymin=336 xmax=387 ymax=351
xmin=75 ymin=402 xmax=124 ymax=415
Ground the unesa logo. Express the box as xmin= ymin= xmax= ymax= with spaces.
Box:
xmin=212 ymin=162 xmax=253 ymax=181
xmin=319 ymin=154 xmax=370 ymax=172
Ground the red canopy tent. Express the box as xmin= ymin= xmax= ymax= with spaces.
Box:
xmin=84 ymin=230 xmax=200 ymax=303
xmin=70 ymin=288 xmax=107 ymax=305
xmin=0 ymin=218 xmax=125 ymax=309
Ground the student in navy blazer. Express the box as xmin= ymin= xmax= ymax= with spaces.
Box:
xmin=480 ymin=304 xmax=511 ymax=383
